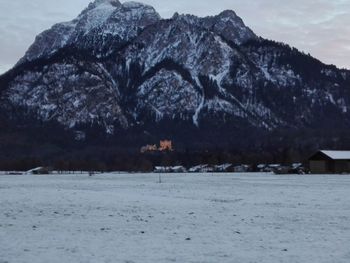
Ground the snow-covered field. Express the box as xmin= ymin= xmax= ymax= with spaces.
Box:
xmin=1 ymin=172 xmax=350 ymax=263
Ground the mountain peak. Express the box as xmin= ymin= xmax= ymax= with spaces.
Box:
xmin=122 ymin=1 xmax=150 ymax=8
xmin=201 ymin=9 xmax=257 ymax=44
xmin=121 ymin=1 xmax=161 ymax=17
xmin=82 ymin=0 xmax=121 ymax=15
xmin=217 ymin=9 xmax=238 ymax=18
xmin=214 ymin=9 xmax=246 ymax=27
xmin=17 ymin=0 xmax=160 ymax=65
xmin=92 ymin=0 xmax=121 ymax=7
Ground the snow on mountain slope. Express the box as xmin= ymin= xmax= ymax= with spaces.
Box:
xmin=123 ymin=18 xmax=278 ymax=128
xmin=5 ymin=62 xmax=128 ymax=132
xmin=136 ymin=69 xmax=201 ymax=121
xmin=172 ymin=10 xmax=257 ymax=46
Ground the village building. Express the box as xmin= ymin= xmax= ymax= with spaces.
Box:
xmin=188 ymin=164 xmax=236 ymax=173
xmin=26 ymin=167 xmax=52 ymax=175
xmin=189 ymin=164 xmax=209 ymax=173
xmin=154 ymin=166 xmax=187 ymax=173
xmin=159 ymin=140 xmax=173 ymax=151
xmin=140 ymin=140 xmax=173 ymax=153
xmin=140 ymin=144 xmax=158 ymax=153
xmin=171 ymin=166 xmax=187 ymax=173
xmin=309 ymin=150 xmax=350 ymax=174
xmin=233 ymin=164 xmax=252 ymax=173
xmin=154 ymin=166 xmax=171 ymax=173
xmin=257 ymin=164 xmax=267 ymax=171
xmin=214 ymin=164 xmax=235 ymax=172
xmin=188 ymin=164 xmax=216 ymax=173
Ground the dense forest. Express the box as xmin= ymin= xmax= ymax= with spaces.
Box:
xmin=1 ymin=107 xmax=350 ymax=172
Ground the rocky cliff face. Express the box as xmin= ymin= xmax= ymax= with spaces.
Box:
xmin=1 ymin=0 xmax=350 ymax=142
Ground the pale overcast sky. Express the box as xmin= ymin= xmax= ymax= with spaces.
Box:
xmin=0 ymin=0 xmax=349 ymax=74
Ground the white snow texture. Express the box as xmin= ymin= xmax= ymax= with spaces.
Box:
xmin=1 ymin=172 xmax=350 ymax=263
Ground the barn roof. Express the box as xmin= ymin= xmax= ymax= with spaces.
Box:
xmin=320 ymin=150 xmax=350 ymax=160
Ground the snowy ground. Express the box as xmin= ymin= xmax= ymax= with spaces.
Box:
xmin=1 ymin=172 xmax=350 ymax=263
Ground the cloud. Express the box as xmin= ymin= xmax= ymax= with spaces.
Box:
xmin=0 ymin=0 xmax=349 ymax=74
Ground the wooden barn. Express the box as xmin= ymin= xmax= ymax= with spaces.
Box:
xmin=309 ymin=150 xmax=350 ymax=174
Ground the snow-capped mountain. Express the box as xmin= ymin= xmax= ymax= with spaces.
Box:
xmin=18 ymin=0 xmax=160 ymax=64
xmin=1 ymin=0 xmax=350 ymax=142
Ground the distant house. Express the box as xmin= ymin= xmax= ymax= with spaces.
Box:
xmin=154 ymin=166 xmax=187 ymax=173
xmin=154 ymin=166 xmax=171 ymax=173
xmin=273 ymin=164 xmax=305 ymax=175
xmin=140 ymin=140 xmax=173 ymax=153
xmin=171 ymin=166 xmax=187 ymax=173
xmin=189 ymin=164 xmax=214 ymax=173
xmin=257 ymin=164 xmax=282 ymax=173
xmin=26 ymin=167 xmax=52 ymax=175
xmin=159 ymin=140 xmax=173 ymax=151
xmin=214 ymin=164 xmax=234 ymax=172
xmin=234 ymin=165 xmax=252 ymax=173
xmin=189 ymin=164 xmax=207 ymax=173
xmin=309 ymin=150 xmax=350 ymax=174
xmin=140 ymin=144 xmax=158 ymax=153
xmin=257 ymin=164 xmax=267 ymax=172
xmin=268 ymin=164 xmax=281 ymax=170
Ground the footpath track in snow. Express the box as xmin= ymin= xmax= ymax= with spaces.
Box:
xmin=0 ymin=172 xmax=350 ymax=263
